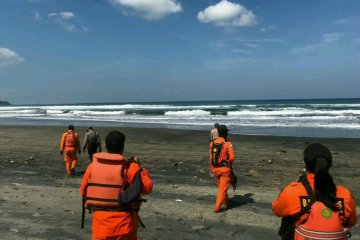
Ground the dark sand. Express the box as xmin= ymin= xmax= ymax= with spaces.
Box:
xmin=0 ymin=126 xmax=359 ymax=240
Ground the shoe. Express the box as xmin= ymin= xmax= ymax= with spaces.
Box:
xmin=71 ymin=168 xmax=76 ymax=176
xmin=214 ymin=208 xmax=221 ymax=213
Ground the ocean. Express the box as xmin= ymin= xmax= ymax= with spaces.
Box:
xmin=0 ymin=98 xmax=359 ymax=138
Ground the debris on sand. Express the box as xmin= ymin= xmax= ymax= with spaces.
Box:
xmin=246 ymin=169 xmax=258 ymax=177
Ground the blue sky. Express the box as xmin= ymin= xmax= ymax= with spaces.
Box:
xmin=1 ymin=0 xmax=359 ymax=104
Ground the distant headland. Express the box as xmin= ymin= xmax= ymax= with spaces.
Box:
xmin=0 ymin=101 xmax=11 ymax=106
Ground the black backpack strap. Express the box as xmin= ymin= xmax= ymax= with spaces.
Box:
xmin=294 ymin=174 xmax=316 ymax=219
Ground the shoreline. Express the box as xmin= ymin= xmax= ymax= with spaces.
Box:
xmin=0 ymin=125 xmax=359 ymax=239
xmin=1 ymin=120 xmax=360 ymax=139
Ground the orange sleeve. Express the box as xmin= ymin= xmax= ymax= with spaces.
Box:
xmin=80 ymin=164 xmax=92 ymax=196
xmin=127 ymin=162 xmax=153 ymax=195
xmin=345 ymin=193 xmax=357 ymax=227
xmin=272 ymin=183 xmax=302 ymax=217
xmin=340 ymin=189 xmax=357 ymax=227
xmin=140 ymin=169 xmax=153 ymax=195
xmin=226 ymin=141 xmax=235 ymax=163
xmin=60 ymin=133 xmax=66 ymax=151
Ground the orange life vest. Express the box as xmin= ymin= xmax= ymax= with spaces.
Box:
xmin=295 ymin=201 xmax=349 ymax=240
xmin=65 ymin=132 xmax=77 ymax=149
xmin=85 ymin=152 xmax=127 ymax=209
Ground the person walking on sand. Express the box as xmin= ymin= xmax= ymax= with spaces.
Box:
xmin=80 ymin=131 xmax=153 ymax=240
xmin=83 ymin=126 xmax=101 ymax=162
xmin=210 ymin=123 xmax=220 ymax=141
xmin=272 ymin=143 xmax=357 ymax=240
xmin=60 ymin=125 xmax=81 ymax=176
xmin=209 ymin=124 xmax=235 ymax=213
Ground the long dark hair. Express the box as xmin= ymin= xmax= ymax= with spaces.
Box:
xmin=303 ymin=143 xmax=338 ymax=211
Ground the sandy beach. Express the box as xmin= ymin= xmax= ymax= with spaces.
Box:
xmin=0 ymin=125 xmax=359 ymax=240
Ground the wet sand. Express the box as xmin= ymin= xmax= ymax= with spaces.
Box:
xmin=0 ymin=126 xmax=359 ymax=239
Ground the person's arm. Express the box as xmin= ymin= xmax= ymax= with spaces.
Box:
xmin=209 ymin=142 xmax=213 ymax=165
xmin=344 ymin=193 xmax=357 ymax=227
xmin=140 ymin=169 xmax=153 ymax=195
xmin=127 ymin=162 xmax=153 ymax=195
xmin=83 ymin=133 xmax=88 ymax=152
xmin=272 ymin=183 xmax=300 ymax=217
xmin=80 ymin=164 xmax=92 ymax=196
xmin=76 ymin=133 xmax=81 ymax=153
xmin=227 ymin=141 xmax=235 ymax=163
xmin=60 ymin=133 xmax=66 ymax=154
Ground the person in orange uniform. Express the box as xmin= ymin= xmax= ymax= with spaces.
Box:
xmin=60 ymin=125 xmax=81 ymax=176
xmin=272 ymin=143 xmax=357 ymax=240
xmin=80 ymin=131 xmax=153 ymax=240
xmin=209 ymin=124 xmax=235 ymax=213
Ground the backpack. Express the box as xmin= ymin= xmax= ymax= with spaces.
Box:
xmin=65 ymin=133 xmax=76 ymax=148
xmin=211 ymin=141 xmax=228 ymax=167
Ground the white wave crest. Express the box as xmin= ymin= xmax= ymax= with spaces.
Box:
xmin=164 ymin=110 xmax=211 ymax=116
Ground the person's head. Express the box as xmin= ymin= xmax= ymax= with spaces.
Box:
xmin=217 ymin=125 xmax=229 ymax=139
xmin=214 ymin=123 xmax=220 ymax=128
xmin=105 ymin=131 xmax=125 ymax=154
xmin=68 ymin=125 xmax=74 ymax=131
xmin=88 ymin=126 xmax=93 ymax=130
xmin=304 ymin=143 xmax=332 ymax=173
xmin=303 ymin=143 xmax=337 ymax=211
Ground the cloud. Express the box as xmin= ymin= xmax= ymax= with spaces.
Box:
xmin=197 ymin=0 xmax=256 ymax=27
xmin=334 ymin=17 xmax=360 ymax=27
xmin=290 ymin=32 xmax=343 ymax=55
xmin=48 ymin=11 xmax=82 ymax=31
xmin=321 ymin=33 xmax=343 ymax=43
xmin=48 ymin=12 xmax=75 ymax=20
xmin=289 ymin=44 xmax=320 ymax=55
xmin=260 ymin=25 xmax=274 ymax=33
xmin=110 ymin=0 xmax=182 ymax=20
xmin=33 ymin=10 xmax=41 ymax=20
xmin=0 ymin=47 xmax=25 ymax=67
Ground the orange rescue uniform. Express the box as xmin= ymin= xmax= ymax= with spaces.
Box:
xmin=209 ymin=137 xmax=235 ymax=212
xmin=272 ymin=173 xmax=357 ymax=232
xmin=80 ymin=156 xmax=153 ymax=240
xmin=60 ymin=130 xmax=81 ymax=175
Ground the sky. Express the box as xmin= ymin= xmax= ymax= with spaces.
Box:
xmin=1 ymin=0 xmax=360 ymax=104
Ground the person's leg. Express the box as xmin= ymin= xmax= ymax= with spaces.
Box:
xmin=88 ymin=147 xmax=96 ymax=162
xmin=64 ymin=151 xmax=71 ymax=175
xmin=64 ymin=161 xmax=71 ymax=175
xmin=69 ymin=151 xmax=77 ymax=175
xmin=214 ymin=175 xmax=230 ymax=212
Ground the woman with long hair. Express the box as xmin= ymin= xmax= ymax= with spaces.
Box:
xmin=272 ymin=143 xmax=357 ymax=240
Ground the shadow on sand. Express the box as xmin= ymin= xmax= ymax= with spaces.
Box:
xmin=229 ymin=193 xmax=254 ymax=209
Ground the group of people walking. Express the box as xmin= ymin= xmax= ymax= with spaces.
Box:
xmin=59 ymin=124 xmax=356 ymax=239
xmin=210 ymin=122 xmax=357 ymax=240
xmin=59 ymin=125 xmax=101 ymax=176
